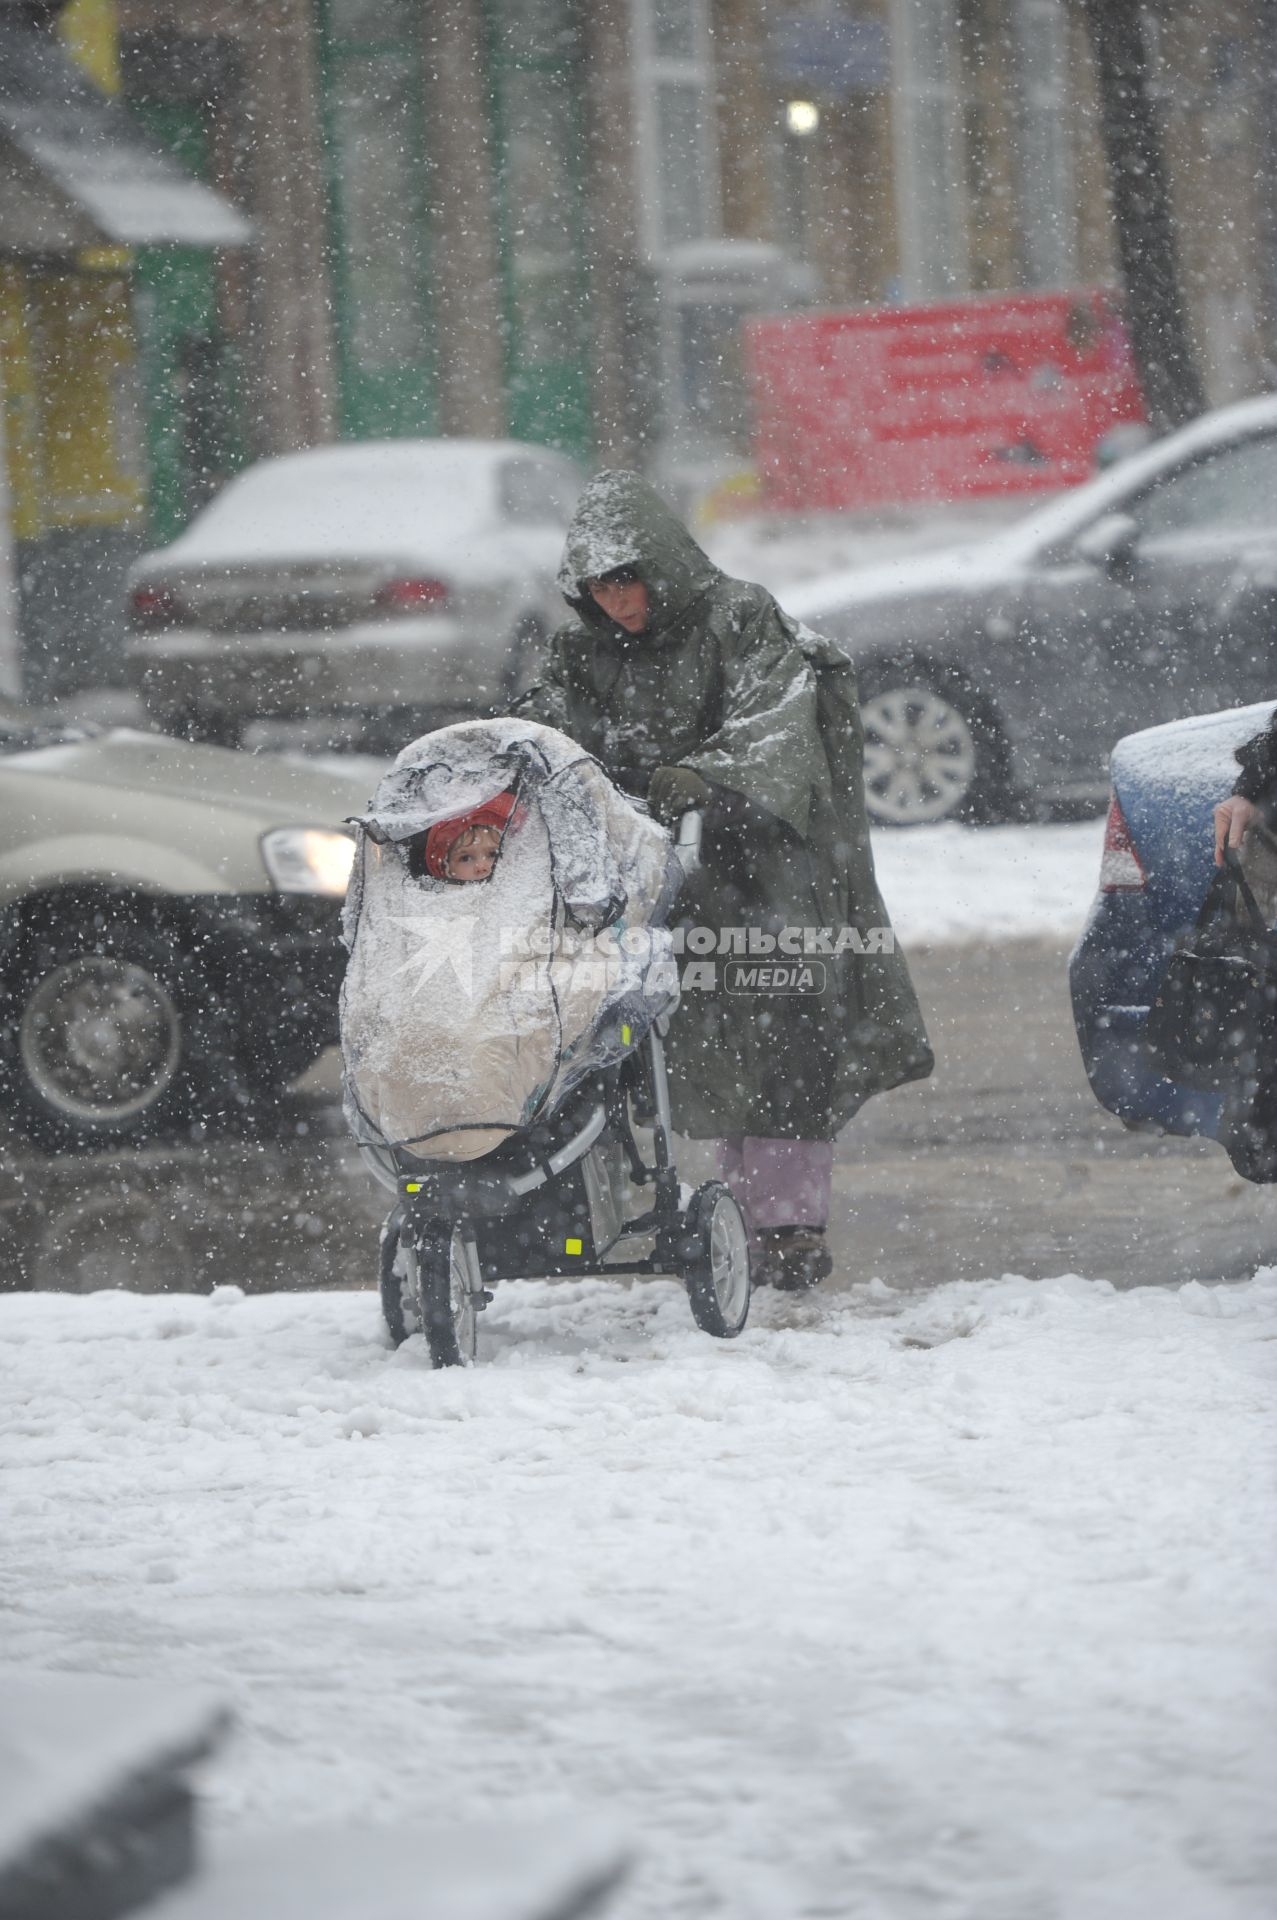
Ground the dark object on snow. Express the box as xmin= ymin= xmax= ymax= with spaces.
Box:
xmin=1147 ymin=851 xmax=1277 ymax=1093
xmin=0 ymin=1673 xmax=227 ymax=1920
xmin=518 ymin=469 xmax=933 ymax=1140
xmin=0 ymin=1676 xmax=627 ymax=1920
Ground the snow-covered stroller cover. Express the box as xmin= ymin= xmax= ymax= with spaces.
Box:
xmin=341 ymin=718 xmax=681 ymax=1160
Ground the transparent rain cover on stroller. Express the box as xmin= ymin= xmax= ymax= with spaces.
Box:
xmin=341 ymin=718 xmax=682 ymax=1160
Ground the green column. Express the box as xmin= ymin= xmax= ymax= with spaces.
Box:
xmin=316 ymin=0 xmax=436 ymax=441
xmin=484 ymin=0 xmax=592 ymax=458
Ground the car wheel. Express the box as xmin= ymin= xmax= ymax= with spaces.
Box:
xmin=4 ymin=908 xmax=192 ymax=1150
xmin=856 ymin=662 xmax=1014 ymax=828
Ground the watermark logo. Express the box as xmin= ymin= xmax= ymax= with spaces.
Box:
xmin=493 ymin=924 xmax=892 ymax=995
xmin=388 ymin=918 xmax=894 ymax=1003
xmin=389 ymin=912 xmax=478 ymax=997
xmin=724 ymin=960 xmax=827 ymax=995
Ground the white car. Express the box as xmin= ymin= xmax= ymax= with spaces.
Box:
xmin=125 ymin=439 xmax=584 ymax=746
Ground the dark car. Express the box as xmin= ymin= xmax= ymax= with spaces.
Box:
xmin=0 ymin=703 xmax=370 ymax=1149
xmin=1069 ymin=697 xmax=1277 ymax=1182
xmin=786 ymin=397 xmax=1277 ymax=826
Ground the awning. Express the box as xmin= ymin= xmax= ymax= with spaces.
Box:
xmin=0 ymin=17 xmax=251 ymax=250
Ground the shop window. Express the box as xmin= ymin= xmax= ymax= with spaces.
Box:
xmin=632 ymin=0 xmax=720 ymax=256
xmin=650 ymin=0 xmax=698 ymax=61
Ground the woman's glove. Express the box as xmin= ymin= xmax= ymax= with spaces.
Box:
xmin=648 ymin=764 xmax=711 ymax=824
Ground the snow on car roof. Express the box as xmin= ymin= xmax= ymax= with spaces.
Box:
xmin=146 ymin=440 xmax=562 ymax=569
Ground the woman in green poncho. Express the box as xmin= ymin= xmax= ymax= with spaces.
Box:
xmin=516 ymin=470 xmax=932 ymax=1288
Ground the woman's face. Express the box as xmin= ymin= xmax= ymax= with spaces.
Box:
xmin=587 ymin=574 xmax=650 ymax=633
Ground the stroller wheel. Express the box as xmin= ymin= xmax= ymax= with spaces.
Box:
xmin=682 ymin=1182 xmax=751 ymax=1339
xmin=379 ymin=1207 xmax=418 ymax=1347
xmin=418 ymin=1222 xmax=481 ymax=1369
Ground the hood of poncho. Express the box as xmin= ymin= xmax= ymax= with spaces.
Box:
xmin=557 ymin=470 xmax=721 ymax=642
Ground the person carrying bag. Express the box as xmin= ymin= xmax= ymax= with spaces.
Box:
xmin=1147 ymin=849 xmax=1277 ymax=1093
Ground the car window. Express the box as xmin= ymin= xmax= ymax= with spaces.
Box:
xmin=1126 ymin=434 xmax=1277 ymax=542
xmin=500 ymin=458 xmax=582 ymax=528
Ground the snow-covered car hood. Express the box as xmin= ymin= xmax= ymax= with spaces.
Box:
xmin=4 ymin=730 xmax=373 ymax=829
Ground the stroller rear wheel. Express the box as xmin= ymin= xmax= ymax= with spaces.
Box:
xmin=379 ymin=1208 xmax=418 ymax=1347
xmin=682 ymin=1182 xmax=751 ymax=1338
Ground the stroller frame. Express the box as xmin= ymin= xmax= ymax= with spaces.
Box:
xmin=362 ymin=816 xmax=752 ymax=1366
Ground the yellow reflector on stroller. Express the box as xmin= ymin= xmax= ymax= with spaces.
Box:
xmin=565 ymin=1238 xmax=583 ymax=1256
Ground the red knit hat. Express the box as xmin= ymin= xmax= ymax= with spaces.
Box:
xmin=423 ymin=790 xmax=524 ymax=879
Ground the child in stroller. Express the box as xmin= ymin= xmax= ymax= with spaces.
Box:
xmin=412 ymin=791 xmax=524 ymax=884
xmin=341 ymin=717 xmax=752 ymax=1366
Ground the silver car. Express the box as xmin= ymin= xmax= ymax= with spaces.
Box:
xmin=0 ymin=702 xmax=369 ymax=1148
xmin=785 ymin=395 xmax=1277 ymax=827
xmin=125 ymin=439 xmax=584 ymax=746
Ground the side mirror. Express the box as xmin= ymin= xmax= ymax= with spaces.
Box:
xmin=1073 ymin=511 xmax=1140 ymax=575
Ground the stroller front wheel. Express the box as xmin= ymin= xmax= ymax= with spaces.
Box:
xmin=682 ymin=1183 xmax=751 ymax=1339
xmin=417 ymin=1221 xmax=482 ymax=1368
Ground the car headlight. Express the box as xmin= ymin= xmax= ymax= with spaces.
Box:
xmin=261 ymin=827 xmax=356 ymax=896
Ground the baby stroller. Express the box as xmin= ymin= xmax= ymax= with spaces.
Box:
xmin=341 ymin=718 xmax=751 ymax=1367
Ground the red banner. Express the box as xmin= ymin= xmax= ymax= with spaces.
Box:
xmin=744 ymin=290 xmax=1146 ymax=511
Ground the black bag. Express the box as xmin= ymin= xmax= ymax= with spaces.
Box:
xmin=1147 ymin=851 xmax=1277 ymax=1092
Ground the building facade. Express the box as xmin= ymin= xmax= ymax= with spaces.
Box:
xmin=3 ymin=0 xmax=1276 ymax=695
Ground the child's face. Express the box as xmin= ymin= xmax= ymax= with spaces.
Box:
xmin=445 ymin=824 xmax=502 ymax=882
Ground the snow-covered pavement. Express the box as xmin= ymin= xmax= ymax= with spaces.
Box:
xmin=5 ymin=1270 xmax=1274 ymax=1917
xmin=871 ymin=818 xmax=1105 ymax=947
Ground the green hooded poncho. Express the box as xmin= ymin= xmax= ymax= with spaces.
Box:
xmin=516 ymin=470 xmax=933 ymax=1140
